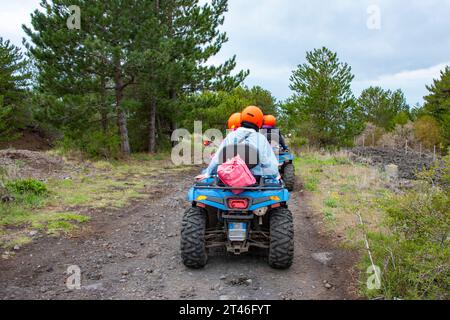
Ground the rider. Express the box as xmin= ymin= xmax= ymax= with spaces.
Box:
xmin=205 ymin=113 xmax=241 ymax=147
xmin=227 ymin=112 xmax=242 ymax=131
xmin=197 ymin=106 xmax=279 ymax=180
xmin=262 ymin=115 xmax=288 ymax=151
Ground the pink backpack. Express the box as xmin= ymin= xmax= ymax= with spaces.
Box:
xmin=217 ymin=154 xmax=256 ymax=195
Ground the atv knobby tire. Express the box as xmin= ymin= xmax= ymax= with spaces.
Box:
xmin=283 ymin=163 xmax=295 ymax=191
xmin=181 ymin=207 xmax=208 ymax=268
xmin=268 ymin=207 xmax=294 ymax=269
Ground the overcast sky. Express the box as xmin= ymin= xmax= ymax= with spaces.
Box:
xmin=1 ymin=0 xmax=450 ymax=106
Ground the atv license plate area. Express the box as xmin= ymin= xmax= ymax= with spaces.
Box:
xmin=228 ymin=222 xmax=248 ymax=242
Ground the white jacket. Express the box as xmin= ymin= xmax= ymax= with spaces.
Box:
xmin=204 ymin=127 xmax=279 ymax=177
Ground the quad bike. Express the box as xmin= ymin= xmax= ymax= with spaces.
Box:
xmin=180 ymin=144 xmax=294 ymax=270
xmin=274 ymin=146 xmax=295 ymax=192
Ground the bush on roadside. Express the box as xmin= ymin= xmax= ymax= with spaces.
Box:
xmin=414 ymin=115 xmax=444 ymax=151
xmin=355 ymin=123 xmax=386 ymax=147
xmin=378 ymin=121 xmax=418 ymax=149
xmin=362 ymin=155 xmax=450 ymax=300
xmin=58 ymin=129 xmax=121 ymax=160
xmin=6 ymin=179 xmax=48 ymax=196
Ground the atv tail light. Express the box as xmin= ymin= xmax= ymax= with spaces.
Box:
xmin=227 ymin=199 xmax=249 ymax=210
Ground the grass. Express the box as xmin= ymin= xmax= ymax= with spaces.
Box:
xmin=295 ymin=151 xmax=394 ymax=298
xmin=295 ymin=151 xmax=390 ymax=244
xmin=0 ymin=153 xmax=187 ymax=248
xmin=295 ymin=150 xmax=450 ymax=300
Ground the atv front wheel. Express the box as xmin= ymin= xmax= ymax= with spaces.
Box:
xmin=268 ymin=207 xmax=294 ymax=269
xmin=283 ymin=163 xmax=295 ymax=191
xmin=181 ymin=207 xmax=208 ymax=269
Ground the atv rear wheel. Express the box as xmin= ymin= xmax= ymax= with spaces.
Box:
xmin=268 ymin=207 xmax=294 ymax=269
xmin=283 ymin=163 xmax=295 ymax=191
xmin=181 ymin=207 xmax=208 ymax=269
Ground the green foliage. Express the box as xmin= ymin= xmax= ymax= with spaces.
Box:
xmin=58 ymin=129 xmax=121 ymax=159
xmin=304 ymin=176 xmax=319 ymax=192
xmin=6 ymin=179 xmax=48 ymax=196
xmin=24 ymin=0 xmax=247 ymax=155
xmin=324 ymin=198 xmax=339 ymax=208
xmin=0 ymin=37 xmax=31 ymax=138
xmin=285 ymin=47 xmax=363 ymax=147
xmin=180 ymin=86 xmax=277 ymax=131
xmin=414 ymin=115 xmax=444 ymax=149
xmin=358 ymin=87 xmax=410 ymax=131
xmin=363 ymin=156 xmax=450 ymax=300
xmin=289 ymin=135 xmax=308 ymax=151
xmin=423 ymin=66 xmax=450 ymax=148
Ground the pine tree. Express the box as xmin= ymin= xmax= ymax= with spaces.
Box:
xmin=24 ymin=0 xmax=159 ymax=155
xmin=358 ymin=87 xmax=409 ymax=130
xmin=423 ymin=66 xmax=450 ymax=147
xmin=288 ymin=47 xmax=363 ymax=146
xmin=138 ymin=0 xmax=248 ymax=153
xmin=0 ymin=37 xmax=30 ymax=138
xmin=24 ymin=0 xmax=247 ymax=154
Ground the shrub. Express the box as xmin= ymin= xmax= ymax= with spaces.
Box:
xmin=378 ymin=121 xmax=418 ymax=149
xmin=6 ymin=179 xmax=48 ymax=196
xmin=414 ymin=115 xmax=443 ymax=150
xmin=289 ymin=135 xmax=309 ymax=152
xmin=363 ymin=155 xmax=450 ymax=300
xmin=355 ymin=123 xmax=386 ymax=147
xmin=58 ymin=129 xmax=121 ymax=160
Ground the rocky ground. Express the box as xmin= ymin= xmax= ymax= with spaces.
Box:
xmin=351 ymin=147 xmax=437 ymax=180
xmin=0 ymin=149 xmax=70 ymax=180
xmin=0 ymin=166 xmax=359 ymax=300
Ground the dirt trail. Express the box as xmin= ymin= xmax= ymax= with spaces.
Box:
xmin=0 ymin=169 xmax=358 ymax=300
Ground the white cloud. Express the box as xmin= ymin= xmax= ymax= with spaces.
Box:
xmin=0 ymin=0 xmax=40 ymax=47
xmin=1 ymin=0 xmax=450 ymax=106
xmin=353 ymin=62 xmax=450 ymax=105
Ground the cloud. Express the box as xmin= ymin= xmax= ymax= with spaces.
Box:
xmin=353 ymin=62 xmax=450 ymax=105
xmin=211 ymin=0 xmax=450 ymax=104
xmin=0 ymin=0 xmax=39 ymax=47
xmin=2 ymin=0 xmax=450 ymax=106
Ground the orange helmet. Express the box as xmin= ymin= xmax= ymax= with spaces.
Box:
xmin=241 ymin=106 xmax=264 ymax=129
xmin=263 ymin=115 xmax=276 ymax=127
xmin=227 ymin=112 xmax=242 ymax=130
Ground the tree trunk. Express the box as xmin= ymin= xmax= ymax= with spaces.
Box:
xmin=114 ymin=66 xmax=131 ymax=155
xmin=100 ymin=77 xmax=108 ymax=133
xmin=117 ymin=106 xmax=130 ymax=155
xmin=146 ymin=0 xmax=161 ymax=154
xmin=101 ymin=110 xmax=108 ymax=134
xmin=148 ymin=96 xmax=157 ymax=153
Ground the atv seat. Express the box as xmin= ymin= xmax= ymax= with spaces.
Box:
xmin=216 ymin=143 xmax=260 ymax=169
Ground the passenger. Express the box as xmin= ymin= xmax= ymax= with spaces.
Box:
xmin=262 ymin=115 xmax=288 ymax=151
xmin=204 ymin=112 xmax=241 ymax=147
xmin=196 ymin=106 xmax=279 ymax=180
xmin=227 ymin=112 xmax=241 ymax=131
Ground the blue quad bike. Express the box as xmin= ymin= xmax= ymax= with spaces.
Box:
xmin=180 ymin=144 xmax=294 ymax=270
xmin=276 ymin=147 xmax=295 ymax=192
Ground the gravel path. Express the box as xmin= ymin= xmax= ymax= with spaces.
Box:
xmin=0 ymin=169 xmax=358 ymax=300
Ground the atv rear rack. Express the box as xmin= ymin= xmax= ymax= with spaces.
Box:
xmin=193 ymin=185 xmax=284 ymax=191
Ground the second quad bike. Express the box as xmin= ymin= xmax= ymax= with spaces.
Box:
xmin=180 ymin=143 xmax=294 ymax=270
xmin=275 ymin=147 xmax=295 ymax=192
